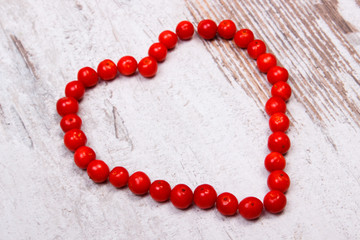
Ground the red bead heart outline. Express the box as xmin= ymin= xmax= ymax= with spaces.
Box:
xmin=56 ymin=19 xmax=292 ymax=220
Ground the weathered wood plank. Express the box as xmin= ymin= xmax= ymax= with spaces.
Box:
xmin=0 ymin=0 xmax=359 ymax=239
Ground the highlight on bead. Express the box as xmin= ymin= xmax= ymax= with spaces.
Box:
xmin=57 ymin=19 xmax=292 ymax=220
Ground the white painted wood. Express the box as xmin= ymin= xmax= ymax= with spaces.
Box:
xmin=0 ymin=0 xmax=359 ymax=239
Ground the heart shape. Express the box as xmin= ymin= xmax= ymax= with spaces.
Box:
xmin=56 ymin=19 xmax=292 ymax=220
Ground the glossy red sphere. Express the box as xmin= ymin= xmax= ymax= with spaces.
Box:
xmin=234 ymin=29 xmax=254 ymax=48
xmin=77 ymin=67 xmax=99 ymax=87
xmin=238 ymin=197 xmax=263 ymax=220
xmin=56 ymin=97 xmax=79 ymax=117
xmin=268 ymin=132 xmax=291 ymax=154
xmin=117 ymin=56 xmax=137 ymax=76
xmin=97 ymin=59 xmax=117 ymax=81
xmin=263 ymin=190 xmax=287 ymax=214
xmin=217 ymin=19 xmax=236 ymax=39
xmin=138 ymin=56 xmax=158 ymax=78
xmin=109 ymin=166 xmax=129 ymax=188
xmin=64 ymin=128 xmax=87 ymax=152
xmin=128 ymin=171 xmax=151 ymax=195
xmin=264 ymin=152 xmax=286 ymax=172
xmin=149 ymin=180 xmax=171 ymax=202
xmin=159 ymin=30 xmax=178 ymax=49
xmin=87 ymin=160 xmax=110 ymax=183
xmin=60 ymin=114 xmax=82 ymax=132
xmin=197 ymin=19 xmax=217 ymax=40
xmin=176 ymin=21 xmax=194 ymax=40
xmin=265 ymin=96 xmax=286 ymax=116
xmin=193 ymin=184 xmax=217 ymax=209
xmin=267 ymin=170 xmax=290 ymax=193
xmin=65 ymin=80 xmax=85 ymax=100
xmin=170 ymin=184 xmax=193 ymax=209
xmin=74 ymin=146 xmax=96 ymax=169
xmin=216 ymin=192 xmax=238 ymax=216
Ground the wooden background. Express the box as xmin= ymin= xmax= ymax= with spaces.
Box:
xmin=1 ymin=0 xmax=359 ymax=239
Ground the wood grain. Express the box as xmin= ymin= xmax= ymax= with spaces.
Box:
xmin=0 ymin=0 xmax=359 ymax=239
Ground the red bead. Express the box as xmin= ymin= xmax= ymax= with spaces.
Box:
xmin=128 ymin=171 xmax=151 ymax=195
xmin=269 ymin=112 xmax=290 ymax=132
xmin=117 ymin=56 xmax=137 ymax=76
xmin=247 ymin=40 xmax=266 ymax=59
xmin=148 ymin=42 xmax=168 ymax=62
xmin=193 ymin=184 xmax=217 ymax=209
xmin=149 ymin=180 xmax=171 ymax=202
xmin=217 ymin=19 xmax=236 ymax=39
xmin=271 ymin=81 xmax=292 ymax=101
xmin=56 ymin=97 xmax=79 ymax=117
xmin=87 ymin=160 xmax=110 ymax=183
xmin=176 ymin=21 xmax=194 ymax=40
xmin=138 ymin=56 xmax=158 ymax=78
xmin=64 ymin=128 xmax=87 ymax=152
xmin=234 ymin=29 xmax=254 ymax=48
xmin=267 ymin=66 xmax=289 ymax=85
xmin=109 ymin=166 xmax=129 ymax=188
xmin=197 ymin=19 xmax=217 ymax=40
xmin=267 ymin=170 xmax=290 ymax=193
xmin=97 ymin=59 xmax=117 ymax=81
xmin=60 ymin=114 xmax=82 ymax=132
xmin=159 ymin=30 xmax=178 ymax=49
xmin=170 ymin=184 xmax=193 ymax=209
xmin=216 ymin=192 xmax=238 ymax=216
xmin=265 ymin=96 xmax=286 ymax=116
xmin=78 ymin=67 xmax=99 ymax=87
xmin=257 ymin=53 xmax=277 ymax=73
xmin=238 ymin=197 xmax=263 ymax=220
xmin=263 ymin=190 xmax=287 ymax=214
xmin=268 ymin=132 xmax=291 ymax=154
xmin=74 ymin=146 xmax=96 ymax=169
xmin=65 ymin=80 xmax=85 ymax=100
xmin=264 ymin=152 xmax=286 ymax=172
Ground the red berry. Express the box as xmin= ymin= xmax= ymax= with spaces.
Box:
xmin=193 ymin=184 xmax=217 ymax=209
xmin=176 ymin=21 xmax=194 ymax=40
xmin=268 ymin=132 xmax=291 ymax=154
xmin=148 ymin=42 xmax=168 ymax=62
xmin=234 ymin=29 xmax=254 ymax=48
xmin=77 ymin=67 xmax=99 ymax=87
xmin=159 ymin=30 xmax=178 ymax=49
xmin=269 ymin=113 xmax=290 ymax=132
xmin=97 ymin=59 xmax=117 ymax=81
xmin=170 ymin=184 xmax=193 ymax=209
xmin=64 ymin=128 xmax=87 ymax=152
xmin=263 ymin=190 xmax=287 ymax=214
xmin=65 ymin=80 xmax=85 ymax=100
xmin=265 ymin=96 xmax=286 ymax=116
xmin=197 ymin=19 xmax=217 ymax=40
xmin=264 ymin=152 xmax=286 ymax=172
xmin=267 ymin=170 xmax=290 ymax=193
xmin=138 ymin=56 xmax=158 ymax=78
xmin=247 ymin=40 xmax=266 ymax=59
xmin=87 ymin=160 xmax=110 ymax=183
xmin=56 ymin=97 xmax=79 ymax=117
xmin=74 ymin=146 xmax=96 ymax=169
xmin=267 ymin=66 xmax=289 ymax=85
xmin=217 ymin=19 xmax=236 ymax=39
xmin=216 ymin=192 xmax=238 ymax=216
xmin=128 ymin=171 xmax=151 ymax=195
xmin=257 ymin=53 xmax=277 ymax=73
xmin=60 ymin=114 xmax=82 ymax=132
xmin=271 ymin=81 xmax=292 ymax=101
xmin=149 ymin=180 xmax=171 ymax=202
xmin=117 ymin=56 xmax=137 ymax=76
xmin=109 ymin=166 xmax=129 ymax=188
xmin=238 ymin=197 xmax=263 ymax=220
